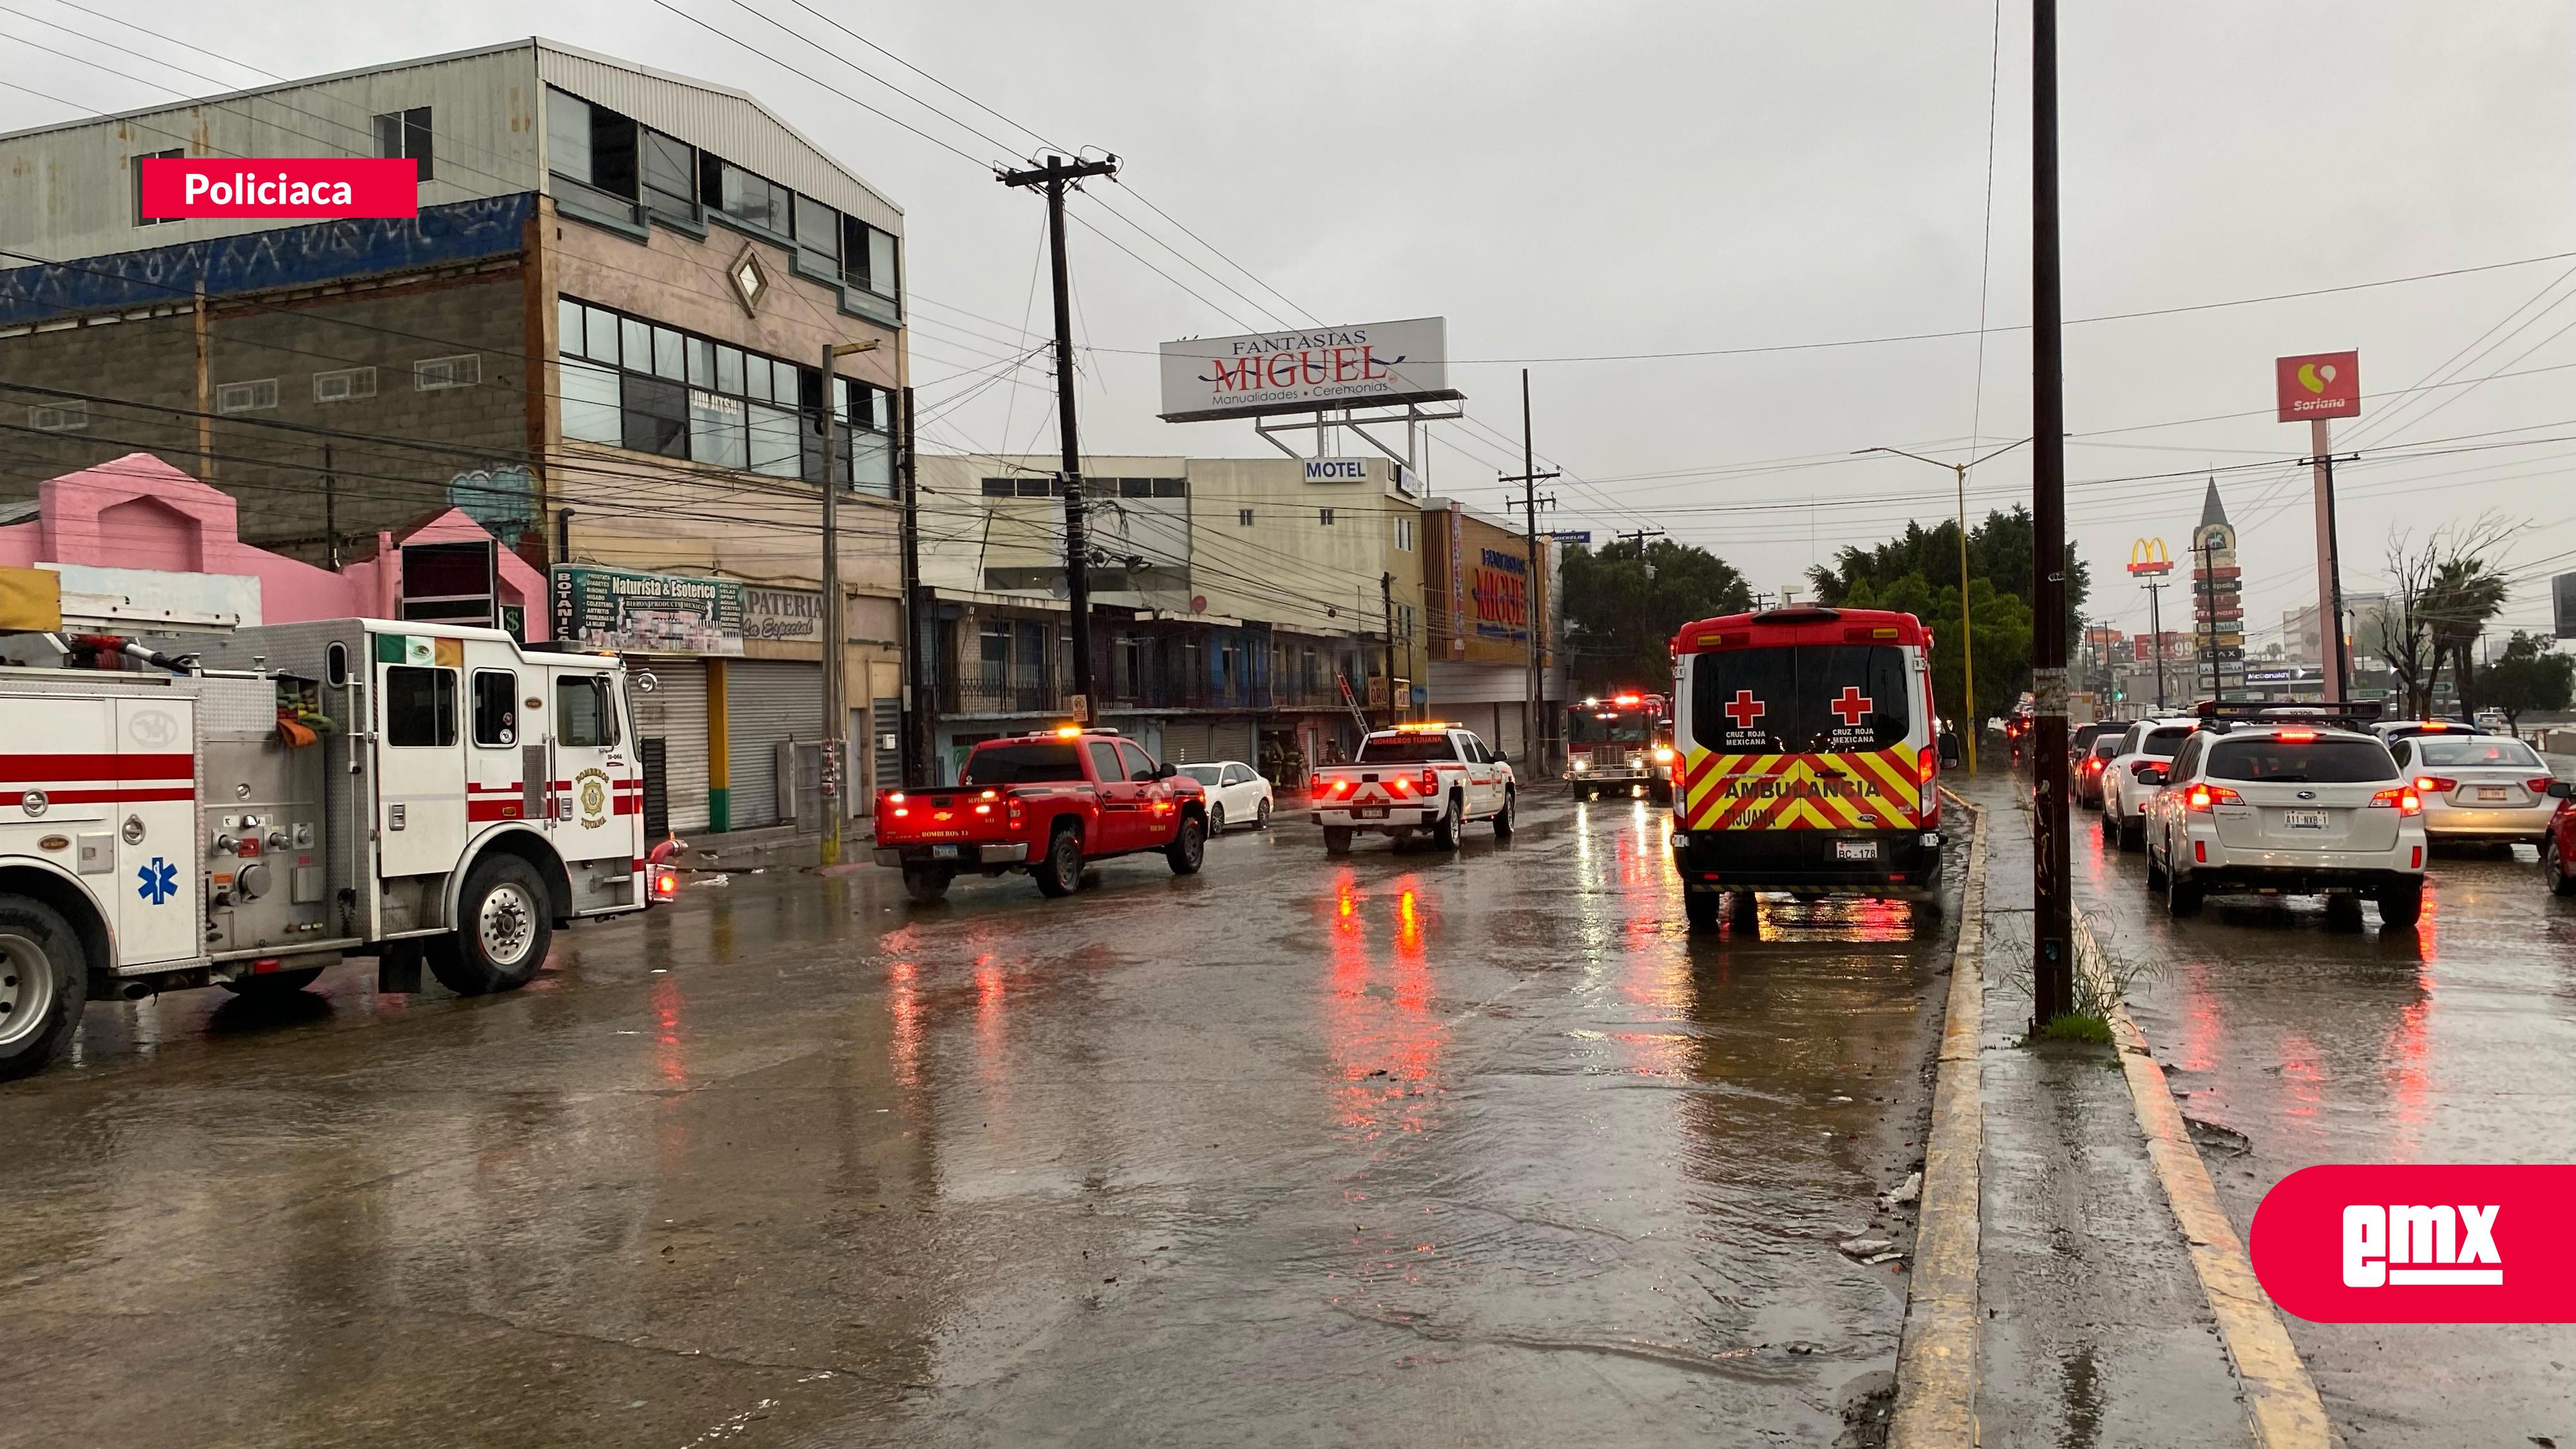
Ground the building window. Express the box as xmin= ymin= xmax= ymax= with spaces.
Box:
xmin=215 ymin=378 xmax=278 ymax=414
xmin=1237 ymin=508 xmax=1255 ymax=528
xmin=132 ymin=147 xmax=183 ymax=226
xmin=702 ymin=154 xmax=789 ymax=235
xmin=1398 ymin=603 xmax=1416 ymax=640
xmin=374 ymin=106 xmax=434 ymax=181
xmin=1394 ymin=515 xmax=1414 ymax=551
xmin=1153 ymin=477 xmax=1185 ymax=498
xmin=314 ymin=367 xmax=376 ymax=402
xmin=639 ymin=128 xmax=697 ymax=222
xmin=1016 ymin=478 xmax=1051 ymax=498
xmin=415 ymin=355 xmax=480 ymax=390
xmin=981 ymin=478 xmax=1016 ymax=498
xmin=546 ymin=89 xmax=639 ymax=222
xmin=1319 ymin=507 xmax=1336 ymax=526
xmin=27 ymin=401 xmax=87 ymax=432
xmin=843 ymin=215 xmax=901 ymax=299
xmin=620 ymin=374 xmax=688 ymax=458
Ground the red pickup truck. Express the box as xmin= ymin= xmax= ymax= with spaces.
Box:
xmin=871 ymin=727 xmax=1209 ymax=902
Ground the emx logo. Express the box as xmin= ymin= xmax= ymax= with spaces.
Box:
xmin=2251 ymin=1164 xmax=2573 ymax=1322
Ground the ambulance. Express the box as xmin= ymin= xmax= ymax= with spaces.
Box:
xmin=0 ymin=620 xmax=655 ymax=1080
xmin=1666 ymin=606 xmax=1943 ymax=929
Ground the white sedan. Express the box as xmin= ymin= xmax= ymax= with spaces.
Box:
xmin=1179 ymin=761 xmax=1275 ymax=834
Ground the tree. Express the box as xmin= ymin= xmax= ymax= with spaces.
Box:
xmin=1843 ymin=571 xmax=2034 ymax=726
xmin=1805 ymin=505 xmax=2090 ymax=635
xmin=1560 ymin=539 xmax=1754 ymax=692
xmin=2480 ymin=631 xmax=2573 ymax=733
xmin=2380 ymin=517 xmax=2516 ymax=717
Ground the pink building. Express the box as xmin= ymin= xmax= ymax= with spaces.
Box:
xmin=0 ymin=453 xmax=546 ymax=636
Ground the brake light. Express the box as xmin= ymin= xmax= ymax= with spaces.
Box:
xmin=2085 ymin=758 xmax=2104 ymax=774
xmin=2370 ymin=786 xmax=2423 ymax=815
xmin=2278 ymin=728 xmax=2316 ymax=742
xmin=1916 ymin=750 xmax=1936 ymax=784
xmin=1328 ymin=778 xmax=1352 ymax=797
xmin=1008 ymin=796 xmax=1026 ymax=830
xmin=1421 ymin=768 xmax=1439 ymax=795
xmin=2184 ymin=783 xmax=2242 ymax=812
xmin=2414 ymin=776 xmax=2456 ymax=794
xmin=888 ymin=792 xmax=905 ymax=805
xmin=652 ymin=866 xmax=680 ymax=900
xmin=1390 ymin=774 xmax=1414 ymax=797
xmin=2529 ymin=778 xmax=2556 ymax=795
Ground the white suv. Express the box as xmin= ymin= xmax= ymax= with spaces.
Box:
xmin=2101 ymin=716 xmax=2200 ymax=852
xmin=2142 ymin=719 xmax=2425 ymax=927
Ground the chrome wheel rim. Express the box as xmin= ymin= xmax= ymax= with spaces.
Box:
xmin=0 ymin=930 xmax=56 ymax=1051
xmin=479 ymin=883 xmax=539 ymax=967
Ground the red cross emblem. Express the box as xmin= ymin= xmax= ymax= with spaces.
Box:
xmin=1723 ymin=689 xmax=1766 ymax=730
xmin=1829 ymin=686 xmax=1873 ymax=728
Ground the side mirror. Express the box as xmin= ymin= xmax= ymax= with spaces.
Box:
xmin=633 ymin=670 xmax=659 ymax=694
xmin=1152 ymin=761 xmax=1179 ymax=780
xmin=2548 ymin=779 xmax=2574 ymax=799
xmin=1491 ymin=752 xmax=1509 ymax=767
xmin=2137 ymin=764 xmax=2168 ymax=785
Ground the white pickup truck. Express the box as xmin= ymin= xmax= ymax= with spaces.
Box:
xmin=1308 ymin=723 xmax=1517 ymax=852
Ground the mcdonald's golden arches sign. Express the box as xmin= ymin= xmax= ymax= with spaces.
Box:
xmin=2127 ymin=537 xmax=2174 ymax=576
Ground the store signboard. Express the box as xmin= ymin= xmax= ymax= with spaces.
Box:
xmin=2276 ymin=350 xmax=2362 ymax=422
xmin=552 ymin=565 xmax=745 ymax=656
xmin=744 ymin=585 xmax=824 ymax=643
xmin=1158 ymin=317 xmax=1460 ymax=423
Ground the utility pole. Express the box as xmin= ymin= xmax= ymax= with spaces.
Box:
xmin=2196 ymin=532 xmax=2220 ymax=702
xmin=1000 ymin=153 xmax=1119 ymax=724
xmin=816 ymin=337 xmax=880 ymax=869
xmin=1380 ymin=571 xmax=1398 ymax=726
xmin=1497 ymin=368 xmax=1560 ymax=766
xmin=898 ymin=385 xmax=931 ymax=786
xmin=1612 ymin=526 xmax=1666 ymax=551
xmin=2029 ymin=0 xmax=2074 ymax=1031
xmin=2142 ymin=577 xmax=2169 ymax=712
xmin=2303 ymin=431 xmax=2358 ymax=705
xmin=321 ymin=443 xmax=341 ymax=569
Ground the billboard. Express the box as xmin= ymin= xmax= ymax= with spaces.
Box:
xmin=553 ymin=565 xmax=746 ymax=656
xmin=2276 ymin=350 xmax=2361 ymax=422
xmin=1159 ymin=318 xmax=1460 ymax=424
xmin=2126 ymin=537 xmax=2172 ymax=576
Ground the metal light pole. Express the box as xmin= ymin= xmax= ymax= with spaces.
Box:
xmin=1854 ymin=438 xmax=2031 ymax=775
xmin=816 ymin=337 xmax=879 ymax=870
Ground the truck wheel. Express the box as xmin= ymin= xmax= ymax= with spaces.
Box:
xmin=2378 ymin=877 xmax=2425 ymax=928
xmin=1492 ymin=788 xmax=1516 ymax=839
xmin=1033 ymin=825 xmax=1084 ymax=898
xmin=1683 ymin=889 xmax=1722 ymax=932
xmin=221 ymin=966 xmax=326 ymax=997
xmin=1207 ymin=804 xmax=1225 ymax=836
xmin=1323 ymin=827 xmax=1354 ymax=854
xmin=901 ymin=867 xmax=953 ymax=905
xmin=1167 ymin=815 xmax=1207 ymax=875
xmin=429 ymin=854 xmax=553 ymax=996
xmin=0 ymin=895 xmax=86 ymax=1082
xmin=1432 ymin=794 xmax=1463 ymax=850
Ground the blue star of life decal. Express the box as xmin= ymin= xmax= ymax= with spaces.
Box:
xmin=136 ymin=856 xmax=178 ymax=905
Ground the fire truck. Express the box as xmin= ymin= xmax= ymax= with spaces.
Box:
xmin=1565 ymin=692 xmax=1675 ymax=802
xmin=0 ymin=619 xmax=655 ymax=1080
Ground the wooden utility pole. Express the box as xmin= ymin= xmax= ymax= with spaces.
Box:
xmin=999 ymin=153 xmax=1119 ymax=724
xmin=2030 ymin=0 xmax=2074 ymax=1029
xmin=1497 ymin=369 xmax=1560 ymax=765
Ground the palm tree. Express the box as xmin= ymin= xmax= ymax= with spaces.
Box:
xmin=2425 ymin=556 xmax=2509 ymax=715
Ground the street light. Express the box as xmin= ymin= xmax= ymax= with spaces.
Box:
xmin=1853 ymin=438 xmax=2032 ymax=774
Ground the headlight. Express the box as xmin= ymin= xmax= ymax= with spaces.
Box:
xmin=1653 ymin=746 xmax=1675 ymax=763
xmin=1572 ymin=757 xmax=1589 ymax=771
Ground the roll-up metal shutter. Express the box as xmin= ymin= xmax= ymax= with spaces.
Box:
xmin=870 ymin=698 xmax=901 ymax=804
xmin=1161 ymin=721 xmax=1217 ymax=763
xmin=631 ymin=658 xmax=709 ymax=833
xmin=726 ymin=659 xmax=823 ymax=828
xmin=1210 ymin=721 xmax=1257 ymax=766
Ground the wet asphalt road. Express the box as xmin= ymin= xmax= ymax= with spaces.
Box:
xmin=2078 ymin=805 xmax=2576 ymax=1445
xmin=1 ymin=795 xmax=1955 ymax=1448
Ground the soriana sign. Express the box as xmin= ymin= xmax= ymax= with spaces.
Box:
xmin=2249 ymin=1163 xmax=2576 ymax=1322
xmin=2275 ymin=349 xmax=2361 ymax=422
xmin=138 ymin=157 xmax=419 ymax=220
xmin=1159 ymin=317 xmax=1462 ymax=424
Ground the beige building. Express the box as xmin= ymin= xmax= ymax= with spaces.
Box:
xmin=910 ymin=452 xmax=1429 ymax=782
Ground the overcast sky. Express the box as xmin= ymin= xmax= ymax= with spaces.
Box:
xmin=9 ymin=2 xmax=2575 ymax=650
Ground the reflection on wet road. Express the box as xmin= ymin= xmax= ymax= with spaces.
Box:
xmin=2079 ymin=819 xmax=2576 ymax=1444
xmin=1 ymin=797 xmax=1953 ymax=1447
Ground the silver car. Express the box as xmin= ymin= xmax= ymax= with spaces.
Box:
xmin=2388 ymin=733 xmax=2558 ymax=847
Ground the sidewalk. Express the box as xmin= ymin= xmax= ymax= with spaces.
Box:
xmin=657 ymin=820 xmax=824 ymax=873
xmin=1964 ymin=772 xmax=2251 ymax=1446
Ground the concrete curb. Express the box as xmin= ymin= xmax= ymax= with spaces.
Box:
xmin=2073 ymin=912 xmax=2334 ymax=1449
xmin=1889 ymin=790 xmax=1985 ymax=1448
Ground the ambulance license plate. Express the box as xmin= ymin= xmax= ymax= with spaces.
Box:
xmin=2282 ymin=809 xmax=2327 ymax=830
xmin=931 ymin=844 xmax=961 ymax=859
xmin=1834 ymin=839 xmax=1878 ymax=861
xmin=1357 ymin=808 xmax=1389 ymax=820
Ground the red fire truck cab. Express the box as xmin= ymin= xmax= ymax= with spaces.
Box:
xmin=1565 ymin=691 xmax=1674 ymax=801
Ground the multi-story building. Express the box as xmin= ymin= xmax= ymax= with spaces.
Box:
xmin=1421 ymin=498 xmax=1558 ymax=760
xmin=910 ymin=453 xmax=1433 ymax=785
xmin=0 ymin=39 xmax=908 ymax=834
